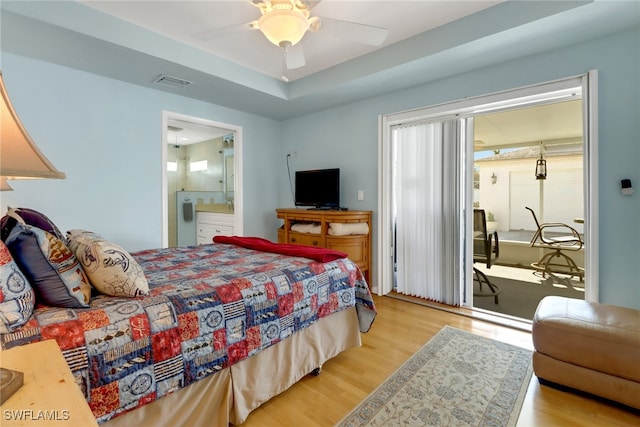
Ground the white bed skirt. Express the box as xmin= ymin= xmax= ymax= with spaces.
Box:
xmin=103 ymin=306 xmax=361 ymax=427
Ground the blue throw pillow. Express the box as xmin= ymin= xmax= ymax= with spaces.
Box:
xmin=5 ymin=223 xmax=91 ymax=308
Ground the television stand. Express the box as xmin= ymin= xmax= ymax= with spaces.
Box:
xmin=276 ymin=208 xmax=372 ymax=286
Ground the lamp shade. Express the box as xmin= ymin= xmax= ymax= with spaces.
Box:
xmin=258 ymin=9 xmax=309 ymax=47
xmin=0 ymin=72 xmax=65 ymax=190
xmin=1 ymin=179 xmax=12 ymax=191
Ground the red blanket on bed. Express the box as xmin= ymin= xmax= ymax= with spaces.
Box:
xmin=213 ymin=236 xmax=348 ymax=262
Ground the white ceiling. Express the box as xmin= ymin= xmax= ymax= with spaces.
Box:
xmin=1 ymin=0 xmax=638 ymax=122
xmin=78 ymin=0 xmax=503 ymax=82
xmin=167 ymin=119 xmax=231 ymax=146
xmin=74 ymin=1 xmax=586 ymax=146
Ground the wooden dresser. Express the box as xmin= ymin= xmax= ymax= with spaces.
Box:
xmin=276 ymin=208 xmax=372 ymax=285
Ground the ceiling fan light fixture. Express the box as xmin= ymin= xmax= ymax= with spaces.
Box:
xmin=258 ymin=9 xmax=309 ymax=47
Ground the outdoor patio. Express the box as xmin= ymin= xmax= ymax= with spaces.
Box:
xmin=473 ymin=263 xmax=585 ymax=319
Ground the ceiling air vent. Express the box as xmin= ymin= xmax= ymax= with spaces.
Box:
xmin=152 ymin=74 xmax=193 ymax=89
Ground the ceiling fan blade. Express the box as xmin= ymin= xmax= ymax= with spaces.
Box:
xmin=286 ymin=43 xmax=306 ymax=69
xmin=316 ymin=17 xmax=388 ymax=46
xmin=192 ymin=21 xmax=256 ymax=41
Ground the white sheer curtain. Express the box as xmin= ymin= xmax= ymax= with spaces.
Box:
xmin=393 ymin=119 xmax=463 ymax=305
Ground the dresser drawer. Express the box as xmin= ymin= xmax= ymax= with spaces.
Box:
xmin=326 ymin=236 xmax=368 ymax=268
xmin=288 ymin=232 xmax=325 ymax=247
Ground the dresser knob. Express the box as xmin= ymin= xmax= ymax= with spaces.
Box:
xmin=291 ymin=237 xmax=296 ymax=242
xmin=312 ymin=240 xmax=318 ymax=246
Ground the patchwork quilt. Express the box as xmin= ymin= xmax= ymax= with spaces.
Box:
xmin=0 ymin=243 xmax=376 ymax=423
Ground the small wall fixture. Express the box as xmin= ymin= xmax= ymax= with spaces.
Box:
xmin=535 ymin=155 xmax=547 ymax=180
xmin=535 ymin=142 xmax=547 ymax=180
xmin=490 ymin=173 xmax=497 ymax=185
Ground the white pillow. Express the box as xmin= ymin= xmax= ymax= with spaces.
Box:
xmin=67 ymin=230 xmax=149 ymax=297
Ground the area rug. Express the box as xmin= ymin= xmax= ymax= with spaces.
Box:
xmin=337 ymin=326 xmax=532 ymax=427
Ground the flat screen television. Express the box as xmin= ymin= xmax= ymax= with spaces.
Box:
xmin=295 ymin=168 xmax=340 ymax=209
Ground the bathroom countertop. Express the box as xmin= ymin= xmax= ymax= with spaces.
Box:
xmin=196 ymin=203 xmax=234 ymax=214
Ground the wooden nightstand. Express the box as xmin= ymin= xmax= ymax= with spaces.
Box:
xmin=0 ymin=340 xmax=98 ymax=426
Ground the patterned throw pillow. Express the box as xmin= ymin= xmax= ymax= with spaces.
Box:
xmin=0 ymin=240 xmax=35 ymax=333
xmin=4 ymin=223 xmax=91 ymax=308
xmin=67 ymin=230 xmax=149 ymax=297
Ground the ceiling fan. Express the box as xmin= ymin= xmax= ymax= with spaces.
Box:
xmin=194 ymin=0 xmax=389 ymax=81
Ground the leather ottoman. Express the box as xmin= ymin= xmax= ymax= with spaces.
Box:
xmin=532 ymin=296 xmax=640 ymax=409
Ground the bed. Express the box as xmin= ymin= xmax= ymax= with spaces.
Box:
xmin=0 ymin=227 xmax=376 ymax=426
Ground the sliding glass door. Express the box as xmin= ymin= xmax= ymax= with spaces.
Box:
xmin=378 ymin=73 xmax=598 ymax=308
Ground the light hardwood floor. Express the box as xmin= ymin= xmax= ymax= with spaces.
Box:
xmin=240 ymin=295 xmax=640 ymax=426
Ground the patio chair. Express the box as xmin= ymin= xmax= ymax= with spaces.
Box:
xmin=473 ymin=209 xmax=501 ymax=304
xmin=525 ymin=207 xmax=584 ymax=281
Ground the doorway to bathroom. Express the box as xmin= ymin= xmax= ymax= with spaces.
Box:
xmin=161 ymin=111 xmax=243 ymax=248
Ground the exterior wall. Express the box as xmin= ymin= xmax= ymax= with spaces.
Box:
xmin=476 ymin=155 xmax=583 ymax=234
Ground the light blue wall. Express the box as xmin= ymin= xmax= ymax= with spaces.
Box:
xmin=280 ymin=27 xmax=640 ymax=309
xmin=0 ymin=53 xmax=282 ymax=251
xmin=2 ymin=27 xmax=638 ymax=309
